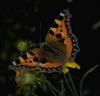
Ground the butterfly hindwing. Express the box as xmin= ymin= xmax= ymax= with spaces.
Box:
xmin=9 ymin=48 xmax=40 ymax=71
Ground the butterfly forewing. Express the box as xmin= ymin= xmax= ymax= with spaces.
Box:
xmin=46 ymin=9 xmax=71 ymax=42
xmin=9 ymin=48 xmax=40 ymax=71
xmin=45 ymin=9 xmax=79 ymax=61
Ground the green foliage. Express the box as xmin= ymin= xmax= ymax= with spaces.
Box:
xmin=13 ymin=65 xmax=98 ymax=96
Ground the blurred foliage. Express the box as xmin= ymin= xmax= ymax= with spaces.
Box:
xmin=8 ymin=65 xmax=97 ymax=96
xmin=0 ymin=0 xmax=40 ymax=95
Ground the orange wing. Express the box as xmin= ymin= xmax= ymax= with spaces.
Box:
xmin=46 ymin=9 xmax=71 ymax=42
xmin=39 ymin=9 xmax=79 ymax=72
xmin=45 ymin=9 xmax=79 ymax=61
xmin=9 ymin=48 xmax=40 ymax=71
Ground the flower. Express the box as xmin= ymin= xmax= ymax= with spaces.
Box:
xmin=16 ymin=39 xmax=28 ymax=52
xmin=62 ymin=61 xmax=80 ymax=74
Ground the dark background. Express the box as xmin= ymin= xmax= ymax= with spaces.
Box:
xmin=0 ymin=0 xmax=100 ymax=96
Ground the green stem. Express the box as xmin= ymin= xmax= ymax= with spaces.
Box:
xmin=68 ymin=72 xmax=78 ymax=96
xmin=63 ymin=73 xmax=75 ymax=96
xmin=43 ymin=75 xmax=60 ymax=96
xmin=59 ymin=80 xmax=65 ymax=96
xmin=61 ymin=80 xmax=64 ymax=95
xmin=46 ymin=82 xmax=57 ymax=96
xmin=79 ymin=65 xmax=98 ymax=96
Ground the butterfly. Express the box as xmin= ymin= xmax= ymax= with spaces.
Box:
xmin=9 ymin=9 xmax=79 ymax=73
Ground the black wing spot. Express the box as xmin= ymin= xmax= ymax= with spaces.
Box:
xmin=60 ymin=25 xmax=62 ymax=28
xmin=25 ymin=61 xmax=28 ymax=63
xmin=57 ymin=15 xmax=64 ymax=20
xmin=60 ymin=29 xmax=63 ymax=32
xmin=33 ymin=57 xmax=39 ymax=62
xmin=22 ymin=53 xmax=28 ymax=60
xmin=56 ymin=34 xmax=62 ymax=39
xmin=29 ymin=61 xmax=32 ymax=63
xmin=15 ymin=59 xmax=20 ymax=64
xmin=29 ymin=51 xmax=35 ymax=56
xmin=52 ymin=22 xmax=59 ymax=28
xmin=49 ymin=30 xmax=54 ymax=36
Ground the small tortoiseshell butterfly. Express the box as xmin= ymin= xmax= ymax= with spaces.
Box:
xmin=9 ymin=9 xmax=79 ymax=73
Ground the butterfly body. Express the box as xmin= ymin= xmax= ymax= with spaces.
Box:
xmin=9 ymin=9 xmax=79 ymax=73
